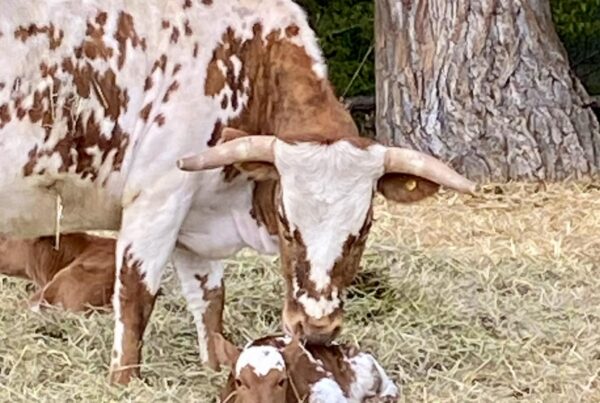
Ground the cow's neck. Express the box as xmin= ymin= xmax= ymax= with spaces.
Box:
xmin=231 ymin=25 xmax=358 ymax=141
xmin=220 ymin=24 xmax=360 ymax=239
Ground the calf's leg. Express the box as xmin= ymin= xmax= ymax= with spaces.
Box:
xmin=173 ymin=246 xmax=224 ymax=369
xmin=31 ymin=259 xmax=115 ymax=312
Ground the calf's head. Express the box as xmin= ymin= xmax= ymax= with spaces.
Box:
xmin=214 ymin=334 xmax=289 ymax=403
xmin=179 ymin=129 xmax=476 ymax=344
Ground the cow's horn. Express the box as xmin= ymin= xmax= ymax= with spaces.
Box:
xmin=384 ymin=148 xmax=477 ymax=194
xmin=177 ymin=136 xmax=276 ymax=171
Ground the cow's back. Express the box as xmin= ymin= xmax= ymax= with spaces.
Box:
xmin=0 ymin=0 xmax=324 ymax=237
xmin=0 ymin=1 xmax=174 ymax=235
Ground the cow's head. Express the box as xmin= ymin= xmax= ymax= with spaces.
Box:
xmin=178 ymin=128 xmax=476 ymax=344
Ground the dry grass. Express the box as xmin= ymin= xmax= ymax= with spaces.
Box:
xmin=1 ymin=182 xmax=599 ymax=402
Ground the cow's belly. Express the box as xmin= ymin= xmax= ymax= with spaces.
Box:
xmin=0 ymin=175 xmax=122 ymax=237
xmin=177 ymin=174 xmax=279 ymax=260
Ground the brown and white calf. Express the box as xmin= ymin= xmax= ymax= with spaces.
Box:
xmin=214 ymin=334 xmax=399 ymax=403
xmin=0 ymin=233 xmax=115 ymax=312
xmin=0 ymin=0 xmax=475 ymax=384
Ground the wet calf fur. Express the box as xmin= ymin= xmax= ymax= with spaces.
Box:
xmin=0 ymin=233 xmax=115 ymax=312
xmin=215 ymin=334 xmax=399 ymax=403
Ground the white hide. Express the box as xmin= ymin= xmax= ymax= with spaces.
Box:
xmin=309 ymin=378 xmax=347 ymax=403
xmin=236 ymin=346 xmax=286 ymax=377
xmin=275 ymin=141 xmax=387 ymax=318
xmin=173 ymin=248 xmax=224 ymax=363
xmin=344 ymin=353 xmax=400 ymax=402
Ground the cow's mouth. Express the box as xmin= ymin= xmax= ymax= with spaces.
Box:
xmin=282 ymin=319 xmax=341 ymax=345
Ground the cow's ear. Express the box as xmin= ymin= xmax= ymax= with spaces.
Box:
xmin=219 ymin=128 xmax=279 ymax=181
xmin=219 ymin=127 xmax=251 ymax=143
xmin=377 ymin=173 xmax=440 ymax=203
xmin=235 ymin=162 xmax=279 ymax=181
xmin=213 ymin=333 xmax=241 ymax=368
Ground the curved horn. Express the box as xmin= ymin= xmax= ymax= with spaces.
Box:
xmin=384 ymin=148 xmax=477 ymax=194
xmin=177 ymin=136 xmax=276 ymax=171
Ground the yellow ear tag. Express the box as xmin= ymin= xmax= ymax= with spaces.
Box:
xmin=405 ymin=179 xmax=417 ymax=191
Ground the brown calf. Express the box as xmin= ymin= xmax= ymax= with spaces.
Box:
xmin=0 ymin=233 xmax=115 ymax=312
xmin=214 ymin=333 xmax=399 ymax=403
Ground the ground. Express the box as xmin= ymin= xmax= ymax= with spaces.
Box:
xmin=0 ymin=182 xmax=599 ymax=402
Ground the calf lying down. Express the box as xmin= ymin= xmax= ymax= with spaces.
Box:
xmin=0 ymin=233 xmax=115 ymax=312
xmin=215 ymin=333 xmax=399 ymax=403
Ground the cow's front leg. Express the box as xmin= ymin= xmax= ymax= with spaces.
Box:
xmin=173 ymin=246 xmax=224 ymax=370
xmin=109 ymin=190 xmax=193 ymax=385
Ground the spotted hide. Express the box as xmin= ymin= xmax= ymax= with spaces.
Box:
xmin=0 ymin=0 xmax=475 ymax=385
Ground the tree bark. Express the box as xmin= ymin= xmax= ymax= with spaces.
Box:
xmin=375 ymin=0 xmax=600 ymax=181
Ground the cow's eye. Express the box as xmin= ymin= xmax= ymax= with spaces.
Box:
xmin=235 ymin=379 xmax=243 ymax=388
xmin=277 ymin=378 xmax=286 ymax=387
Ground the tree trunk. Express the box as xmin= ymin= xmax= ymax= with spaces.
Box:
xmin=375 ymin=0 xmax=600 ymax=181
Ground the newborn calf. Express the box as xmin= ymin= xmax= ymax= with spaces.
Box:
xmin=0 ymin=233 xmax=115 ymax=312
xmin=215 ymin=333 xmax=399 ymax=403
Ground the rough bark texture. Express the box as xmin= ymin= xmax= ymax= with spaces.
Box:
xmin=375 ymin=0 xmax=600 ymax=181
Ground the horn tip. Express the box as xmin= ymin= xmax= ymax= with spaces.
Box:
xmin=177 ymin=157 xmax=202 ymax=171
xmin=467 ymin=181 xmax=478 ymax=194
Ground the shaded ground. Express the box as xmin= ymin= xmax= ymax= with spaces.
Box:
xmin=0 ymin=182 xmax=599 ymax=402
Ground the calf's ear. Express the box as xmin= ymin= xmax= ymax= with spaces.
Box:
xmin=283 ymin=333 xmax=304 ymax=367
xmin=377 ymin=173 xmax=440 ymax=203
xmin=213 ymin=333 xmax=241 ymax=368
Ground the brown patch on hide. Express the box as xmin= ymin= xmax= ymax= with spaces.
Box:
xmin=23 ymin=60 xmax=130 ymax=180
xmin=81 ymin=12 xmax=114 ymax=60
xmin=194 ymin=272 xmax=225 ymax=369
xmin=208 ymin=119 xmax=224 ymax=146
xmin=14 ymin=24 xmax=64 ymax=50
xmin=302 ymin=344 xmax=355 ymax=395
xmin=154 ymin=113 xmax=166 ymax=127
xmin=39 ymin=62 xmax=58 ymax=78
xmin=163 ymin=81 xmax=180 ymax=103
xmin=110 ymin=245 xmax=157 ymax=384
xmin=114 ymin=11 xmax=147 ymax=69
xmin=144 ymin=76 xmax=153 ymax=91
xmin=221 ymin=95 xmax=229 ymax=109
xmin=139 ymin=103 xmax=152 ymax=121
xmin=200 ymin=22 xmax=358 ymax=153
xmin=184 ymin=20 xmax=193 ymax=36
xmin=0 ymin=104 xmax=10 ymax=128
xmin=250 ymin=180 xmax=279 ymax=235
xmin=152 ymin=54 xmax=168 ymax=73
xmin=285 ymin=24 xmax=300 ymax=37
xmin=170 ymin=27 xmax=180 ymax=44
